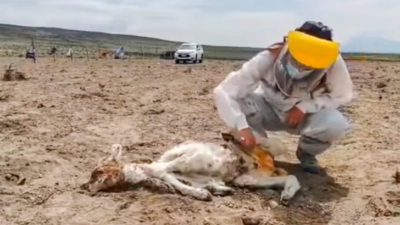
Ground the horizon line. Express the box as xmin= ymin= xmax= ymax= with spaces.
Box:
xmin=0 ymin=22 xmax=399 ymax=55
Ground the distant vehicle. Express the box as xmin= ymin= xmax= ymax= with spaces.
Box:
xmin=174 ymin=43 xmax=204 ymax=64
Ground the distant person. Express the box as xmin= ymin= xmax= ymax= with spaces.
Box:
xmin=213 ymin=21 xmax=353 ymax=175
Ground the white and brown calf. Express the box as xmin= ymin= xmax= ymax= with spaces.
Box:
xmin=81 ymin=132 xmax=301 ymax=205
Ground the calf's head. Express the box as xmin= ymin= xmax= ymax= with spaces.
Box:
xmin=221 ymin=132 xmax=288 ymax=176
xmin=81 ymin=144 xmax=128 ymax=195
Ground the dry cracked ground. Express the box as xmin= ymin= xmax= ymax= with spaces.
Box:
xmin=0 ymin=57 xmax=399 ymax=225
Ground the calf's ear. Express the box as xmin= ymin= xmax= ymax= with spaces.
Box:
xmin=110 ymin=144 xmax=123 ymax=161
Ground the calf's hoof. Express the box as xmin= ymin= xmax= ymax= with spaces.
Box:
xmin=194 ymin=189 xmax=213 ymax=201
xmin=279 ymin=194 xmax=291 ymax=206
xmin=212 ymin=188 xmax=233 ymax=197
xmin=279 ymin=175 xmax=301 ymax=206
xmin=206 ymin=185 xmax=233 ymax=196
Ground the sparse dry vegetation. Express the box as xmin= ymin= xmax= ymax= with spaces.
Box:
xmin=3 ymin=63 xmax=26 ymax=81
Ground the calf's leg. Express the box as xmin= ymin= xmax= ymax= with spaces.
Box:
xmin=157 ymin=172 xmax=212 ymax=201
xmin=233 ymin=173 xmax=300 ymax=205
xmin=172 ymin=173 xmax=233 ymax=196
xmin=205 ymin=179 xmax=233 ymax=196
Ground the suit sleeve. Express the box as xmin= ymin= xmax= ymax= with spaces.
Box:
xmin=213 ymin=50 xmax=275 ymax=129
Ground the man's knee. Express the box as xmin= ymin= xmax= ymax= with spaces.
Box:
xmin=301 ymin=108 xmax=349 ymax=142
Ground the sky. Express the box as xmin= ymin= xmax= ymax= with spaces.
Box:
xmin=0 ymin=0 xmax=399 ymax=48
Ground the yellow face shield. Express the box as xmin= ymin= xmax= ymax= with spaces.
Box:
xmin=287 ymin=30 xmax=339 ymax=69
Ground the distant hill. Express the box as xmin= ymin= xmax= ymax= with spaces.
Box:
xmin=341 ymin=36 xmax=400 ymax=54
xmin=0 ymin=23 xmax=262 ymax=60
xmin=0 ymin=23 xmax=399 ymax=60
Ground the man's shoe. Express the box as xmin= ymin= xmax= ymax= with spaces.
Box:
xmin=296 ymin=148 xmax=327 ymax=176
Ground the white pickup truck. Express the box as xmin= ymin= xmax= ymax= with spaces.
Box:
xmin=174 ymin=42 xmax=204 ymax=64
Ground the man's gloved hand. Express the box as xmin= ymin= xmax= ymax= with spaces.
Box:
xmin=286 ymin=106 xmax=306 ymax=128
xmin=238 ymin=128 xmax=256 ymax=150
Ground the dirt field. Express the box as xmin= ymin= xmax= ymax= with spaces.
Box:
xmin=0 ymin=57 xmax=399 ymax=225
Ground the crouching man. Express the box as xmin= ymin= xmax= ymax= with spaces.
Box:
xmin=213 ymin=21 xmax=353 ymax=175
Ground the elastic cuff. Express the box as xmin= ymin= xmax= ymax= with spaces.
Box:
xmin=296 ymin=101 xmax=311 ymax=114
xmin=235 ymin=114 xmax=249 ymax=130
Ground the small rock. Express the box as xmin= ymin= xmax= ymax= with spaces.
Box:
xmin=163 ymin=207 xmax=173 ymax=213
xmin=377 ymin=82 xmax=387 ymax=88
xmin=242 ymin=215 xmax=261 ymax=225
xmin=226 ymin=202 xmax=235 ymax=208
xmin=5 ymin=174 xmax=12 ymax=181
xmin=143 ymin=109 xmax=165 ymax=115
xmin=17 ymin=177 xmax=26 ymax=185
xmin=268 ymin=200 xmax=279 ymax=209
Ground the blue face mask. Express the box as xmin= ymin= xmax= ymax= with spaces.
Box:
xmin=284 ymin=62 xmax=312 ymax=80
